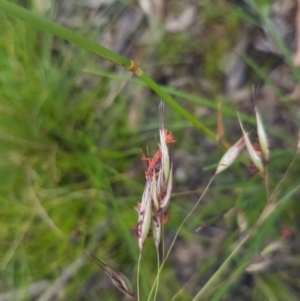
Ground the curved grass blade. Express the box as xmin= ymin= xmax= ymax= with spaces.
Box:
xmin=0 ymin=0 xmax=215 ymax=140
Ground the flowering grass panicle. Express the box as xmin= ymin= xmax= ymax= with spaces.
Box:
xmin=216 ymin=106 xmax=269 ymax=176
xmin=134 ymin=103 xmax=175 ymax=250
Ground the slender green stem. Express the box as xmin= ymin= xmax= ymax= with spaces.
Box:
xmin=146 ymin=176 xmax=216 ymax=301
xmin=164 ymin=175 xmax=215 ymax=262
xmin=162 ymin=217 xmax=165 ymax=260
xmin=191 ymin=231 xmax=252 ymax=300
xmin=268 ymin=154 xmax=298 ymax=203
xmin=275 ymin=184 xmax=300 ymax=210
xmin=0 ymin=0 xmax=131 ymax=67
xmin=191 ymin=183 xmax=300 ymax=301
xmin=171 ymin=273 xmax=198 ymax=300
xmin=0 ymin=0 xmax=216 ymax=140
xmin=265 ymin=167 xmax=269 ymax=201
xmin=138 ymin=72 xmax=215 ymax=139
xmin=153 ymin=247 xmax=160 ymax=301
xmin=137 ymin=252 xmax=142 ymax=301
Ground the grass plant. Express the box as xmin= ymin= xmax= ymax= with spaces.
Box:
xmin=0 ymin=1 xmax=300 ymax=300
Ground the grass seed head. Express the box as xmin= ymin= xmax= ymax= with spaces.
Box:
xmin=255 ymin=105 xmax=269 ymax=161
xmin=237 ymin=113 xmax=264 ymax=174
xmin=135 ymin=102 xmax=175 ymax=249
xmin=136 ymin=181 xmax=152 ymax=250
xmin=215 ymin=136 xmax=245 ymax=174
xmin=101 ymin=261 xmax=136 ymax=300
xmin=152 ymin=214 xmax=162 ymax=248
xmin=84 ymin=253 xmax=135 ymax=300
xmin=151 ymin=172 xmax=159 ymax=210
xmin=159 ymin=164 xmax=173 ymax=212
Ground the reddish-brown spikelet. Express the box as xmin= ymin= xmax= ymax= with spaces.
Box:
xmin=142 ymin=149 xmax=162 ymax=177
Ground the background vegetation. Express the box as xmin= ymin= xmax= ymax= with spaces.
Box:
xmin=0 ymin=0 xmax=300 ymax=300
